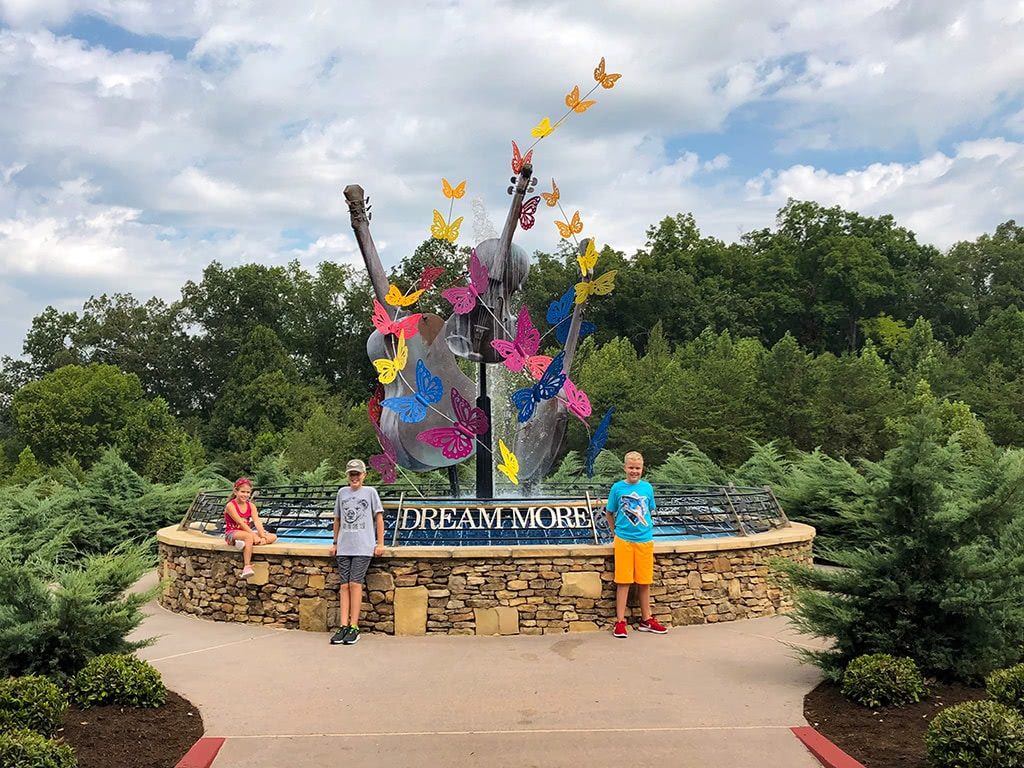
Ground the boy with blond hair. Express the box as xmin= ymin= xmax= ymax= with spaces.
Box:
xmin=606 ymin=451 xmax=667 ymax=638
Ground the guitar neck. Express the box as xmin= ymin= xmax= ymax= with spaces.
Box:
xmin=343 ymin=184 xmax=390 ymax=308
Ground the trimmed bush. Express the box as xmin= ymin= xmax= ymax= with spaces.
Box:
xmin=70 ymin=654 xmax=165 ymax=708
xmin=926 ymin=700 xmax=1024 ymax=768
xmin=0 ymin=727 xmax=76 ymax=768
xmin=988 ymin=664 xmax=1024 ymax=712
xmin=0 ymin=676 xmax=68 ymax=736
xmin=841 ymin=653 xmax=927 ymax=708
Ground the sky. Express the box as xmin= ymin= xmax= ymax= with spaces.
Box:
xmin=1 ymin=0 xmax=1023 ymax=359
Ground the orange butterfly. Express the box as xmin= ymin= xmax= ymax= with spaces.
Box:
xmin=442 ymin=178 xmax=466 ymax=199
xmin=511 ymin=140 xmax=533 ymax=174
xmin=565 ymin=85 xmax=596 ymax=113
xmin=540 ymin=178 xmax=559 ymax=208
xmin=593 ymin=57 xmax=621 ymax=89
xmin=555 ymin=211 xmax=583 ymax=239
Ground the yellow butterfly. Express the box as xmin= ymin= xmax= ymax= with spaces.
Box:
xmin=565 ymin=85 xmax=597 ymax=113
xmin=430 ymin=209 xmax=464 ymax=243
xmin=540 ymin=178 xmax=559 ymax=207
xmin=385 ymin=283 xmax=425 ymax=307
xmin=577 ymin=239 xmax=598 ymax=276
xmin=373 ymin=330 xmax=408 ymax=384
xmin=531 ymin=117 xmax=554 ymax=138
xmin=497 ymin=439 xmax=519 ymax=485
xmin=593 ymin=57 xmax=622 ymax=89
xmin=575 ymin=270 xmax=617 ymax=304
xmin=442 ymin=178 xmax=466 ymax=199
xmin=555 ymin=211 xmax=583 ymax=239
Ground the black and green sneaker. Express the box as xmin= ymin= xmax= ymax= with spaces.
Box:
xmin=342 ymin=626 xmax=360 ymax=645
xmin=330 ymin=625 xmax=350 ymax=645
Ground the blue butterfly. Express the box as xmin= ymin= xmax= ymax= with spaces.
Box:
xmin=546 ymin=285 xmax=596 ymax=345
xmin=381 ymin=359 xmax=444 ymax=423
xmin=511 ymin=351 xmax=567 ymax=423
xmin=585 ymin=406 xmax=615 ymax=477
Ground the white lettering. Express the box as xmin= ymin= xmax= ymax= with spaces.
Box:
xmin=400 ymin=507 xmax=422 ymax=530
xmin=555 ymin=506 xmax=574 ymax=529
xmin=534 ymin=506 xmax=557 ymax=529
xmin=512 ymin=507 xmax=532 ymax=529
xmin=457 ymin=508 xmax=478 ymax=529
xmin=479 ymin=507 xmax=502 ymax=528
xmin=421 ymin=507 xmax=439 ymax=529
xmin=439 ymin=507 xmax=456 ymax=529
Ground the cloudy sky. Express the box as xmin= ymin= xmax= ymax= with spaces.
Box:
xmin=1 ymin=0 xmax=1023 ymax=358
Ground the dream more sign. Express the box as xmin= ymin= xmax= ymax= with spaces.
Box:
xmin=388 ymin=499 xmax=598 ymax=542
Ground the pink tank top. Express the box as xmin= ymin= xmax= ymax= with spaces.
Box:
xmin=224 ymin=499 xmax=252 ymax=534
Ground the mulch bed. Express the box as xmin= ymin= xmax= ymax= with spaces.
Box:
xmin=804 ymin=680 xmax=987 ymax=768
xmin=56 ymin=691 xmax=204 ymax=768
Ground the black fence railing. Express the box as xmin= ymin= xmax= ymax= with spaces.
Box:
xmin=180 ymin=483 xmax=789 ymax=547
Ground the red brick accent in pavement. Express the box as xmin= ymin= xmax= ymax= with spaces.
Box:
xmin=791 ymin=726 xmax=866 ymax=768
xmin=176 ymin=737 xmax=225 ymax=768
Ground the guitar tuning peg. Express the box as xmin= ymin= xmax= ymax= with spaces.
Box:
xmin=507 ymin=186 xmax=514 ymax=195
xmin=510 ymin=177 xmax=517 ymax=184
xmin=529 ymin=178 xmax=538 ymax=190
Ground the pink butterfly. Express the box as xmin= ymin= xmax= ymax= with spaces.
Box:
xmin=519 ymin=195 xmax=540 ymax=230
xmin=562 ymin=378 xmax=592 ymax=421
xmin=512 ymin=140 xmax=533 ymax=174
xmin=371 ymin=299 xmax=420 ymax=339
xmin=416 ymin=387 xmax=489 ymax=459
xmin=368 ymin=425 xmax=398 ymax=484
xmin=442 ymin=249 xmax=488 ymax=315
xmin=419 ymin=265 xmax=445 ymax=290
xmin=526 ymin=354 xmax=553 ymax=381
xmin=491 ymin=305 xmax=542 ymax=373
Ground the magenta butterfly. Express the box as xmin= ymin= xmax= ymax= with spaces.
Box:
xmin=519 ymin=195 xmax=540 ymax=230
xmin=442 ymin=249 xmax=488 ymax=315
xmin=416 ymin=387 xmax=489 ymax=459
xmin=562 ymin=378 xmax=592 ymax=421
xmin=490 ymin=305 xmax=543 ymax=373
xmin=368 ymin=425 xmax=397 ymax=484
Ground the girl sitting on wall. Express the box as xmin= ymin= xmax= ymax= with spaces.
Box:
xmin=224 ymin=478 xmax=277 ymax=578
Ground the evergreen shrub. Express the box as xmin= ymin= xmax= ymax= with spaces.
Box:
xmin=987 ymin=664 xmax=1024 ymax=712
xmin=925 ymin=700 xmax=1024 ymax=768
xmin=0 ymin=676 xmax=67 ymax=736
xmin=70 ymin=654 xmax=165 ymax=708
xmin=841 ymin=653 xmax=927 ymax=708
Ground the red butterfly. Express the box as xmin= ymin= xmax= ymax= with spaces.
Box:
xmin=369 ymin=424 xmax=398 ymax=484
xmin=519 ymin=195 xmax=541 ymax=230
xmin=511 ymin=140 xmax=533 ymax=174
xmin=416 ymin=387 xmax=489 ymax=459
xmin=368 ymin=384 xmax=384 ymax=426
xmin=442 ymin=249 xmax=489 ymax=315
xmin=371 ymin=299 xmax=421 ymax=339
xmin=419 ymin=265 xmax=445 ymax=290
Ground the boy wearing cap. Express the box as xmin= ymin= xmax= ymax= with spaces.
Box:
xmin=330 ymin=459 xmax=385 ymax=645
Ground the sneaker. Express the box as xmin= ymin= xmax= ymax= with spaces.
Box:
xmin=240 ymin=565 xmax=255 ymax=578
xmin=342 ymin=626 xmax=360 ymax=645
xmin=612 ymin=620 xmax=628 ymax=638
xmin=638 ymin=617 xmax=668 ymax=634
xmin=330 ymin=626 xmax=351 ymax=645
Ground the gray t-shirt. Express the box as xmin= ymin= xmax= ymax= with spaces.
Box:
xmin=334 ymin=485 xmax=384 ymax=556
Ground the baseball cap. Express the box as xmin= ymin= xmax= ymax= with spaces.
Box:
xmin=346 ymin=459 xmax=367 ymax=474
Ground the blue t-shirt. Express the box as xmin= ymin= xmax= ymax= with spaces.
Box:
xmin=606 ymin=479 xmax=656 ymax=542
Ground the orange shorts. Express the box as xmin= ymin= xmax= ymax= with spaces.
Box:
xmin=614 ymin=538 xmax=654 ymax=585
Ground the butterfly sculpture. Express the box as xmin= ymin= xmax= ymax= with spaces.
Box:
xmin=442 ymin=249 xmax=489 ymax=314
xmin=430 ymin=209 xmax=463 ymax=243
xmin=575 ymin=270 xmax=617 ymax=303
xmin=442 ymin=178 xmax=466 ymax=199
xmin=381 ymin=359 xmax=444 ymax=423
xmin=511 ymin=140 xmax=533 ymax=174
xmin=556 ymin=211 xmax=583 ymax=239
xmin=593 ymin=57 xmax=622 ymax=89
xmin=577 ymin=239 xmax=598 ymax=276
xmin=385 ymin=283 xmax=425 ymax=308
xmin=565 ymin=85 xmax=597 ymax=113
xmin=546 ymin=285 xmax=596 ymax=345
xmin=418 ymin=265 xmax=445 ymax=291
xmin=368 ymin=384 xmax=384 ymax=426
xmin=511 ymin=351 xmax=567 ymax=423
xmin=372 ymin=330 xmax=408 ymax=384
xmin=585 ymin=406 xmax=615 ymax=477
xmin=496 ymin=439 xmax=519 ymax=485
xmin=491 ymin=305 xmax=543 ymax=373
xmin=541 ymin=178 xmax=559 ymax=207
xmin=368 ymin=425 xmax=398 ymax=484
xmin=519 ymin=195 xmax=540 ymax=230
xmin=417 ymin=387 xmax=489 ymax=460
xmin=562 ymin=378 xmax=592 ymax=422
xmin=531 ymin=117 xmax=554 ymax=138
xmin=371 ymin=299 xmax=421 ymax=339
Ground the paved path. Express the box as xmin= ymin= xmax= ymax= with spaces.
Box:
xmin=135 ymin=579 xmax=824 ymax=768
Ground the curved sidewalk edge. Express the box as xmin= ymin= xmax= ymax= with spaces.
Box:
xmin=176 ymin=737 xmax=225 ymax=768
xmin=791 ymin=726 xmax=865 ymax=768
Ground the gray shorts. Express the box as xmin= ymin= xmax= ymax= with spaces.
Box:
xmin=336 ymin=555 xmax=372 ymax=584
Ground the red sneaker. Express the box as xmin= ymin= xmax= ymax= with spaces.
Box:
xmin=638 ymin=617 xmax=668 ymax=634
xmin=612 ymin=620 xmax=628 ymax=638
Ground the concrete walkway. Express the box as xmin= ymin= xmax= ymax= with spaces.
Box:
xmin=135 ymin=580 xmax=825 ymax=768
